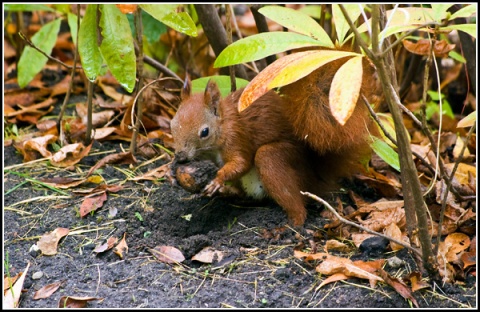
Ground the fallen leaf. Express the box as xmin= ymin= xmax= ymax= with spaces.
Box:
xmin=58 ymin=296 xmax=103 ymax=308
xmin=33 ymin=280 xmax=65 ymax=300
xmin=37 ymin=228 xmax=70 ymax=256
xmin=113 ymin=233 xmax=128 ymax=259
xmin=325 ymin=239 xmax=351 ymax=253
xmin=445 ymin=232 xmax=470 ymax=254
xmin=3 ymin=262 xmax=30 ymax=308
xmin=93 ymin=236 xmax=118 ymax=254
xmin=149 ymin=246 xmax=185 ymax=264
xmin=403 ymin=39 xmax=455 ymax=57
xmin=192 ymin=247 xmax=225 ymax=264
xmin=22 ymin=134 xmax=58 ymax=159
xmin=317 ymin=272 xmax=349 ymax=289
xmin=378 ymin=268 xmax=419 ymax=308
xmin=79 ymin=192 xmax=108 ymax=217
xmin=384 ymin=223 xmax=406 ymax=251
xmin=50 ymin=142 xmax=92 ymax=167
xmin=406 ymin=272 xmax=430 ymax=292
xmin=87 ymin=151 xmax=137 ymax=177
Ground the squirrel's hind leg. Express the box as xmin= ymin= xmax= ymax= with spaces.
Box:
xmin=254 ymin=142 xmax=309 ymax=227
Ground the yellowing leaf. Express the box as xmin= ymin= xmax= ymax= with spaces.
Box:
xmin=457 ymin=111 xmax=476 ymax=128
xmin=37 ymin=228 xmax=70 ymax=256
xmin=239 ymin=50 xmax=358 ymax=111
xmin=329 ymin=56 xmax=363 ymax=125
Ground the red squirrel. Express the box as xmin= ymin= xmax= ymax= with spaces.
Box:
xmin=170 ymin=56 xmax=379 ymax=226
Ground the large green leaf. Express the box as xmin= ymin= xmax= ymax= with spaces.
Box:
xmin=67 ymin=12 xmax=79 ymax=45
xmin=441 ymin=24 xmax=477 ymax=39
xmin=78 ymin=4 xmax=103 ymax=81
xmin=4 ymin=4 xmax=54 ymax=11
xmin=258 ymin=5 xmax=334 ymax=48
xmin=332 ymin=4 xmax=363 ymax=45
xmin=140 ymin=4 xmax=197 ymax=37
xmin=215 ymin=32 xmax=324 ymax=67
xmin=370 ymin=136 xmax=400 ymax=172
xmin=99 ymin=4 xmax=136 ymax=92
xmin=17 ymin=18 xmax=61 ymax=88
xmin=192 ymin=76 xmax=250 ymax=98
xmin=449 ymin=4 xmax=477 ymax=20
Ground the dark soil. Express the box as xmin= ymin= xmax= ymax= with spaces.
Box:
xmin=3 ymin=142 xmax=477 ymax=309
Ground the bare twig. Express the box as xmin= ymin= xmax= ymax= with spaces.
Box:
xmin=301 ymin=191 xmax=422 ymax=257
xmin=18 ymin=32 xmax=77 ymax=70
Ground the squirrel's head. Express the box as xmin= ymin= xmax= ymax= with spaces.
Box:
xmin=170 ymin=79 xmax=222 ymax=163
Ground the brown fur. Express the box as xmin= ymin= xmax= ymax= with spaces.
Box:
xmin=170 ymin=57 xmax=380 ymax=226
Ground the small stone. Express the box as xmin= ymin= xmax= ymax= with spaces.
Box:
xmin=32 ymin=271 xmax=44 ymax=280
xmin=386 ymin=256 xmax=405 ymax=269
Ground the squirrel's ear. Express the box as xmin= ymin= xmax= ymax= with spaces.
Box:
xmin=204 ymin=79 xmax=221 ymax=116
xmin=181 ymin=76 xmax=192 ymax=100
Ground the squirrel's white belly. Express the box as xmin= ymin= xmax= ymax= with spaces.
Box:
xmin=240 ymin=168 xmax=267 ymax=199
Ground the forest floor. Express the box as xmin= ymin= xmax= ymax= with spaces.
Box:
xmin=3 ymin=140 xmax=477 ymax=309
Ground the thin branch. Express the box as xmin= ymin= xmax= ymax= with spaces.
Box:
xmin=338 ymin=4 xmax=374 ymax=60
xmin=18 ymin=32 xmax=77 ymax=70
xmin=301 ymin=191 xmax=422 ymax=257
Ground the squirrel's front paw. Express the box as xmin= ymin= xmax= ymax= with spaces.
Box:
xmin=202 ymin=179 xmax=223 ymax=197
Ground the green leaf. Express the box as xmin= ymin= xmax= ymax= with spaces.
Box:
xmin=431 ymin=4 xmax=454 ymax=20
xmin=78 ymin=4 xmax=103 ymax=81
xmin=191 ymin=76 xmax=250 ymax=98
xmin=258 ymin=6 xmax=334 ymax=48
xmin=448 ymin=51 xmax=466 ymax=63
xmin=140 ymin=4 xmax=197 ymax=37
xmin=17 ymin=18 xmax=61 ymax=88
xmin=449 ymin=4 xmax=477 ymax=20
xmin=99 ymin=4 xmax=136 ymax=92
xmin=67 ymin=13 xmax=79 ymax=45
xmin=215 ymin=32 xmax=324 ymax=67
xmin=371 ymin=136 xmax=400 ymax=172
xmin=440 ymin=24 xmax=477 ymax=39
xmin=332 ymin=4 xmax=363 ymax=45
xmin=298 ymin=5 xmax=322 ymax=19
xmin=4 ymin=4 xmax=54 ymax=11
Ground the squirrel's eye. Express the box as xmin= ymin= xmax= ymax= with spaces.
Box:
xmin=200 ymin=127 xmax=209 ymax=138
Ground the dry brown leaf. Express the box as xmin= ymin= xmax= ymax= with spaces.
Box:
xmin=325 ymin=239 xmax=351 ymax=253
xmin=33 ymin=280 xmax=65 ymax=300
xmin=351 ymin=233 xmax=376 ymax=248
xmin=50 ymin=75 xmax=72 ymax=98
xmin=149 ymin=245 xmax=185 ymax=264
xmin=113 ymin=233 xmax=128 ymax=259
xmin=444 ymin=163 xmax=476 ymax=185
xmin=132 ymin=163 xmax=169 ymax=181
xmin=37 ymin=228 xmax=70 ymax=256
xmin=58 ymin=296 xmax=103 ymax=308
xmin=39 ymin=177 xmax=88 ymax=189
xmin=192 ymin=247 xmax=225 ymax=264
xmin=384 ymin=223 xmax=406 ymax=251
xmin=358 ymin=206 xmax=406 ymax=233
xmin=93 ymin=237 xmax=118 ymax=254
xmin=315 ymin=254 xmax=384 ymax=285
xmin=50 ymin=142 xmax=92 ymax=167
xmin=378 ymin=268 xmax=419 ymax=308
xmin=5 ymin=97 xmax=56 ymax=118
xmin=97 ymin=80 xmax=133 ymax=105
xmin=317 ymin=272 xmax=349 ymax=289
xmin=4 ymin=273 xmax=20 ymax=293
xmin=403 ymin=39 xmax=455 ymax=57
xmin=329 ymin=56 xmax=363 ymax=125
xmin=79 ymin=192 xmax=108 ymax=217
xmin=445 ymin=233 xmax=471 ymax=254
xmin=22 ymin=134 xmax=58 ymax=159
xmin=460 ymin=251 xmax=476 ymax=269
xmin=3 ymin=262 xmax=30 ymax=308
xmin=87 ymin=151 xmax=137 ymax=177
xmin=406 ymin=272 xmax=430 ymax=292
xmin=92 ymin=127 xmax=117 ymax=140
